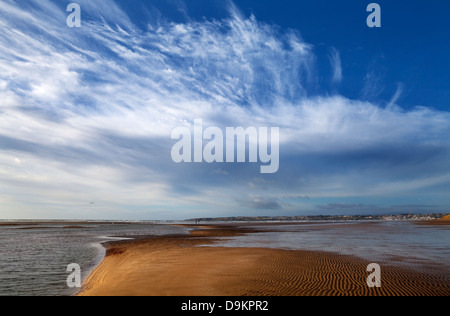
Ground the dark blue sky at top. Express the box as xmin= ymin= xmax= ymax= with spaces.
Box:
xmin=108 ymin=0 xmax=450 ymax=111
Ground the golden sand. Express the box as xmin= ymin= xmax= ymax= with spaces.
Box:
xmin=417 ymin=215 xmax=450 ymax=226
xmin=78 ymin=225 xmax=449 ymax=296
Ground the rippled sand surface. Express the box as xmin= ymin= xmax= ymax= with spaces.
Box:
xmin=79 ymin=224 xmax=450 ymax=296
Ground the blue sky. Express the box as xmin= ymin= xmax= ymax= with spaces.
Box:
xmin=0 ymin=0 xmax=449 ymax=220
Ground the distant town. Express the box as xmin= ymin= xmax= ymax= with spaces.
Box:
xmin=189 ymin=213 xmax=447 ymax=223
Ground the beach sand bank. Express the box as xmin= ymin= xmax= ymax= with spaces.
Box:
xmin=78 ymin=224 xmax=449 ymax=296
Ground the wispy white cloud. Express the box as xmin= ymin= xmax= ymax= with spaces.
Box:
xmin=329 ymin=47 xmax=342 ymax=84
xmin=360 ymin=56 xmax=386 ymax=101
xmin=387 ymin=83 xmax=404 ymax=109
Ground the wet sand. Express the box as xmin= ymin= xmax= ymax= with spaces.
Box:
xmin=78 ymin=224 xmax=450 ymax=296
xmin=416 ymin=215 xmax=450 ymax=226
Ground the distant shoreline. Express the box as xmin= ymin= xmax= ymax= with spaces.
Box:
xmin=0 ymin=213 xmax=446 ymax=225
xmin=188 ymin=213 xmax=447 ymax=223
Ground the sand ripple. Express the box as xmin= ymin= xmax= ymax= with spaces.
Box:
xmin=79 ymin=225 xmax=449 ymax=296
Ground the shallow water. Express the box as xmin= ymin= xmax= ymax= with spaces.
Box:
xmin=209 ymin=221 xmax=450 ymax=271
xmin=0 ymin=222 xmax=187 ymax=296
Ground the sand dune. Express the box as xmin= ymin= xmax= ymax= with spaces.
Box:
xmin=78 ymin=225 xmax=450 ymax=296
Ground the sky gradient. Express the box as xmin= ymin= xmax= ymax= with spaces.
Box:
xmin=0 ymin=0 xmax=449 ymax=220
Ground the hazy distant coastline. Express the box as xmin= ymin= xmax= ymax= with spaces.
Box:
xmin=189 ymin=213 xmax=446 ymax=223
xmin=0 ymin=213 xmax=446 ymax=225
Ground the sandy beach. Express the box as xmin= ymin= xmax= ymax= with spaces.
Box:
xmin=78 ymin=223 xmax=449 ymax=296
